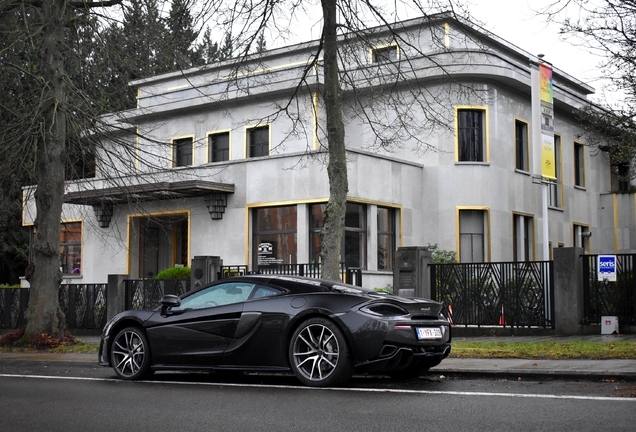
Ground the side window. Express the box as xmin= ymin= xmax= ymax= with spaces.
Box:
xmin=574 ymin=142 xmax=585 ymax=187
xmin=247 ymin=125 xmax=270 ymax=157
xmin=371 ymin=44 xmax=399 ymax=64
xmin=173 ymin=282 xmax=255 ymax=311
xmin=173 ymin=137 xmax=193 ymax=167
xmin=456 ymin=108 xmax=486 ymax=162
xmin=515 ymin=119 xmax=529 ymax=171
xmin=251 ymin=286 xmax=282 ymax=299
xmin=208 ymin=131 xmax=230 ymax=162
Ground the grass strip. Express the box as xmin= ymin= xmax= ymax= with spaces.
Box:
xmin=450 ymin=340 xmax=636 ymax=359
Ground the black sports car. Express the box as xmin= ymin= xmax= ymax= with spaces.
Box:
xmin=98 ymin=275 xmax=451 ymax=386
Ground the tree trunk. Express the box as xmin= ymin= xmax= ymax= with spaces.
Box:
xmin=319 ymin=0 xmax=348 ymax=282
xmin=25 ymin=0 xmax=68 ymax=339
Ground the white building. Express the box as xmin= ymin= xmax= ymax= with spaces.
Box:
xmin=22 ymin=13 xmax=636 ymax=288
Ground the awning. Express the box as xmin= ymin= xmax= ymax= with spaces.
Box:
xmin=64 ymin=180 xmax=235 ymax=206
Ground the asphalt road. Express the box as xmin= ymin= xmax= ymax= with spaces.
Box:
xmin=1 ymin=359 xmax=636 ymax=431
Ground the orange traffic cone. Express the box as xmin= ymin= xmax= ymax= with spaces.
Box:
xmin=447 ymin=305 xmax=454 ymax=326
xmin=499 ymin=303 xmax=507 ymax=325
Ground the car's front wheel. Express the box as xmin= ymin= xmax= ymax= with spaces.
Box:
xmin=110 ymin=326 xmax=151 ymax=380
xmin=289 ymin=317 xmax=353 ymax=387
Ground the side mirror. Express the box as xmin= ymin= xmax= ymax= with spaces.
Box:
xmin=160 ymin=294 xmax=181 ymax=316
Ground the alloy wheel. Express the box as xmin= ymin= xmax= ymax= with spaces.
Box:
xmin=292 ymin=323 xmax=340 ymax=382
xmin=111 ymin=328 xmax=148 ymax=379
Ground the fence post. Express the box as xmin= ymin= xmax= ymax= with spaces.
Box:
xmin=107 ymin=274 xmax=128 ymax=321
xmin=393 ymin=247 xmax=433 ymax=298
xmin=553 ymin=247 xmax=585 ymax=335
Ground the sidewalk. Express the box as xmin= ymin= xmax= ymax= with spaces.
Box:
xmin=430 ymin=334 xmax=636 ymax=381
xmin=2 ymin=334 xmax=635 ymax=381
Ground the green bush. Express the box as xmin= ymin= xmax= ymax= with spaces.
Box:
xmin=425 ymin=243 xmax=457 ymax=264
xmin=0 ymin=284 xmax=21 ymax=289
xmin=154 ymin=266 xmax=191 ymax=280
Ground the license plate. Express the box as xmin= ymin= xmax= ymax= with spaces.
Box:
xmin=416 ymin=327 xmax=442 ymax=340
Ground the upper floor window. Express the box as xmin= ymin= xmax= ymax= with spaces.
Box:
xmin=458 ymin=209 xmax=488 ymax=263
xmin=611 ymin=163 xmax=630 ymax=193
xmin=457 ymin=108 xmax=486 ymax=162
xmin=208 ymin=131 xmax=230 ymax=162
xmin=371 ymin=44 xmax=399 ymax=64
xmin=247 ymin=125 xmax=270 ymax=158
xmin=548 ymin=135 xmax=562 ymax=207
xmin=574 ymin=142 xmax=585 ymax=187
xmin=173 ymin=137 xmax=193 ymax=167
xmin=515 ymin=119 xmax=529 ymax=171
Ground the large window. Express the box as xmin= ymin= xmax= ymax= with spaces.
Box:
xmin=459 ymin=209 xmax=486 ymax=263
xmin=457 ymin=108 xmax=486 ymax=162
xmin=515 ymin=119 xmax=529 ymax=171
xmin=208 ymin=132 xmax=230 ymax=162
xmin=253 ymin=206 xmax=297 ymax=268
xmin=173 ymin=137 xmax=193 ymax=167
xmin=574 ymin=142 xmax=585 ymax=187
xmin=611 ymin=163 xmax=630 ymax=193
xmin=548 ymin=135 xmax=562 ymax=207
xmin=513 ymin=214 xmax=534 ymax=262
xmin=309 ymin=202 xmax=368 ymax=269
xmin=247 ymin=125 xmax=269 ymax=158
xmin=377 ymin=207 xmax=395 ymax=270
xmin=60 ymin=222 xmax=82 ymax=275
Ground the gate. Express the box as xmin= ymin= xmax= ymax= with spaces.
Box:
xmin=582 ymin=254 xmax=636 ymax=325
xmin=431 ymin=261 xmax=554 ymax=328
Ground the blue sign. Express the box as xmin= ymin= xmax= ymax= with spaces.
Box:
xmin=598 ymin=255 xmax=617 ymax=282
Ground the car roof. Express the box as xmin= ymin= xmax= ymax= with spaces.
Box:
xmin=226 ymin=274 xmax=378 ymax=295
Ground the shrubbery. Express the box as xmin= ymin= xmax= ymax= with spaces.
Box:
xmin=154 ymin=266 xmax=191 ymax=280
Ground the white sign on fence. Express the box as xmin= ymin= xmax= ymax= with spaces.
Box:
xmin=598 ymin=255 xmax=617 ymax=282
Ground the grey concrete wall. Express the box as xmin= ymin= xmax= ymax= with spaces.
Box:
xmin=553 ymin=247 xmax=585 ymax=335
xmin=106 ymin=274 xmax=128 ymax=321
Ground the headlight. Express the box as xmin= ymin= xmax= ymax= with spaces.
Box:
xmin=360 ymin=303 xmax=409 ymax=319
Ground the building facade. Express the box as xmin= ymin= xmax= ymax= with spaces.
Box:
xmin=22 ymin=13 xmax=636 ymax=288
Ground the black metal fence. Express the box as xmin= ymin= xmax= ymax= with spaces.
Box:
xmin=431 ymin=261 xmax=554 ymax=328
xmin=221 ymin=263 xmax=362 ymax=286
xmin=124 ymin=279 xmax=190 ymax=311
xmin=582 ymin=254 xmax=636 ymax=325
xmin=0 ymin=284 xmax=107 ymax=330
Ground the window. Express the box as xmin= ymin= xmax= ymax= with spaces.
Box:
xmin=309 ymin=202 xmax=368 ymax=269
xmin=60 ymin=222 xmax=82 ymax=275
xmin=573 ymin=223 xmax=590 ymax=252
xmin=253 ymin=206 xmax=297 ymax=268
xmin=171 ymin=282 xmax=256 ymax=311
xmin=377 ymin=207 xmax=395 ymax=270
xmin=548 ymin=135 xmax=562 ymax=207
xmin=574 ymin=142 xmax=585 ymax=187
xmin=208 ymin=132 xmax=230 ymax=162
xmin=513 ymin=214 xmax=534 ymax=262
xmin=515 ymin=119 xmax=529 ymax=171
xmin=371 ymin=44 xmax=398 ymax=63
xmin=173 ymin=137 xmax=193 ymax=167
xmin=247 ymin=125 xmax=269 ymax=157
xmin=457 ymin=108 xmax=486 ymax=162
xmin=459 ymin=209 xmax=487 ymax=263
xmin=611 ymin=163 xmax=630 ymax=193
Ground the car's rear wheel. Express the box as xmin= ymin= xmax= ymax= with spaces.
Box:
xmin=289 ymin=317 xmax=353 ymax=387
xmin=110 ymin=326 xmax=151 ymax=380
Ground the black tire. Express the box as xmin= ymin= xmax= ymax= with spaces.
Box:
xmin=289 ymin=317 xmax=354 ymax=387
xmin=110 ymin=326 xmax=152 ymax=380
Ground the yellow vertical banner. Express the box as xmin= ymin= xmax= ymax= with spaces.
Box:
xmin=539 ymin=63 xmax=556 ymax=180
